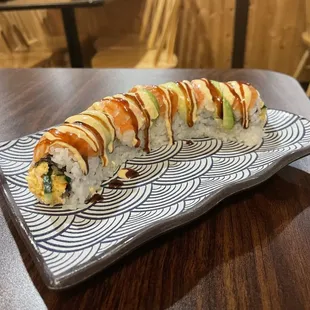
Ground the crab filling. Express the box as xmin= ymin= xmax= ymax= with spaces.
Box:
xmin=27 ymin=157 xmax=71 ymax=205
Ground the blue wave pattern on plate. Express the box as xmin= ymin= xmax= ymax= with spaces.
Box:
xmin=0 ymin=109 xmax=310 ymax=282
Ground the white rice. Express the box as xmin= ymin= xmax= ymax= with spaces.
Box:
xmin=50 ymin=111 xmax=264 ymax=207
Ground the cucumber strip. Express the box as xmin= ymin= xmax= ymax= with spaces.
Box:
xmin=43 ymin=174 xmax=52 ymax=194
xmin=43 ymin=165 xmax=53 ymax=194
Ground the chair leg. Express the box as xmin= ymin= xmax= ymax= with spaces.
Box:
xmin=293 ymin=50 xmax=310 ymax=79
xmin=306 ymin=83 xmax=310 ymax=97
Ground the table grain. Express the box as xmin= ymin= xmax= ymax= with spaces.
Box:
xmin=0 ymin=69 xmax=310 ymax=310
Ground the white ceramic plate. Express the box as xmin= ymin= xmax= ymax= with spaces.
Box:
xmin=1 ymin=109 xmax=310 ymax=289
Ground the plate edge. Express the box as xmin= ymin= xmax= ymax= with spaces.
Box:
xmin=1 ymin=109 xmax=310 ymax=289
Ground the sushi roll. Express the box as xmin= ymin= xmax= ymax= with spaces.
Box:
xmin=26 ymin=78 xmax=267 ymax=206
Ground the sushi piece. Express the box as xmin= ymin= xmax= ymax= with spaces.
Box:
xmin=26 ymin=78 xmax=267 ymax=206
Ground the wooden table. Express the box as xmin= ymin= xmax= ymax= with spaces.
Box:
xmin=0 ymin=0 xmax=104 ymax=68
xmin=0 ymin=68 xmax=310 ymax=309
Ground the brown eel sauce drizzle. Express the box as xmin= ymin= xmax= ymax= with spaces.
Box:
xmin=82 ymin=111 xmax=116 ymax=139
xmin=202 ymin=78 xmax=223 ymax=119
xmin=126 ymin=93 xmax=151 ymax=153
xmin=177 ymin=81 xmax=194 ymax=127
xmin=87 ymin=168 xmax=140 ymax=202
xmin=225 ymin=83 xmax=244 ymax=127
xmin=85 ymin=193 xmax=104 ymax=204
xmin=183 ymin=80 xmax=197 ymax=123
xmin=69 ymin=121 xmax=107 ymax=165
xmin=108 ymin=168 xmax=139 ymax=189
xmin=237 ymin=82 xmax=249 ymax=128
xmin=78 ymin=109 xmax=116 ymax=153
xmin=167 ymin=89 xmax=177 ymax=143
xmin=108 ymin=97 xmax=141 ymax=147
xmin=108 ymin=179 xmax=124 ymax=189
xmin=155 ymin=86 xmax=174 ymax=143
xmin=40 ymin=128 xmax=91 ymax=172
xmin=47 ymin=128 xmax=94 ymax=157
xmin=124 ymin=168 xmax=140 ymax=179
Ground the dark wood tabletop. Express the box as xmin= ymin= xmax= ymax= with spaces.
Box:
xmin=0 ymin=68 xmax=310 ymax=310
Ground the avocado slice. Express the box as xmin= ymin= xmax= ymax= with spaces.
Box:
xmin=161 ymin=82 xmax=187 ymax=122
xmin=81 ymin=110 xmax=115 ymax=153
xmin=135 ymin=89 xmax=159 ymax=120
xmin=144 ymin=90 xmax=159 ymax=111
xmin=222 ymin=97 xmax=235 ymax=130
xmin=210 ymin=80 xmax=224 ymax=119
xmin=43 ymin=174 xmax=52 ymax=194
xmin=210 ymin=80 xmax=221 ymax=89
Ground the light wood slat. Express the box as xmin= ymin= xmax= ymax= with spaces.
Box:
xmin=294 ymin=50 xmax=310 ymax=78
xmin=139 ymin=0 xmax=153 ymax=42
xmin=167 ymin=3 xmax=179 ymax=63
xmin=46 ymin=0 xmax=237 ymax=70
xmin=246 ymin=0 xmax=309 ymax=79
xmin=306 ymin=0 xmax=310 ymax=34
xmin=186 ymin=10 xmax=195 ymax=67
xmin=289 ymin=0 xmax=310 ymax=88
xmin=93 ymin=0 xmax=180 ymax=69
xmin=147 ymin=0 xmax=165 ymax=49
xmin=154 ymin=0 xmax=180 ymax=65
xmin=0 ymin=12 xmax=54 ymax=68
xmin=178 ymin=0 xmax=190 ymax=67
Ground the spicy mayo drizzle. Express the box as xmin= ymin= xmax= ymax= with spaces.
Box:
xmin=225 ymin=82 xmax=244 ymax=127
xmin=202 ymin=79 xmax=223 ymax=119
xmin=155 ymin=86 xmax=174 ymax=143
xmin=177 ymin=81 xmax=195 ymax=127
xmin=237 ymin=82 xmax=249 ymax=128
xmin=125 ymin=93 xmax=151 ymax=153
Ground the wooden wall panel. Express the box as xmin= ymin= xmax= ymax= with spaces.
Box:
xmin=15 ymin=0 xmax=309 ymax=81
xmin=200 ymin=0 xmax=235 ymax=68
xmin=46 ymin=0 xmax=143 ymax=38
xmin=245 ymin=0 xmax=309 ymax=80
xmin=176 ymin=0 xmax=236 ymax=68
xmin=46 ymin=0 xmax=236 ymax=69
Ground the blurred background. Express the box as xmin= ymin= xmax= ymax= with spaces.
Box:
xmin=0 ymin=0 xmax=309 ymax=94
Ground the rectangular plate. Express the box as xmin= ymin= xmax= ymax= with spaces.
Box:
xmin=1 ymin=109 xmax=310 ymax=289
